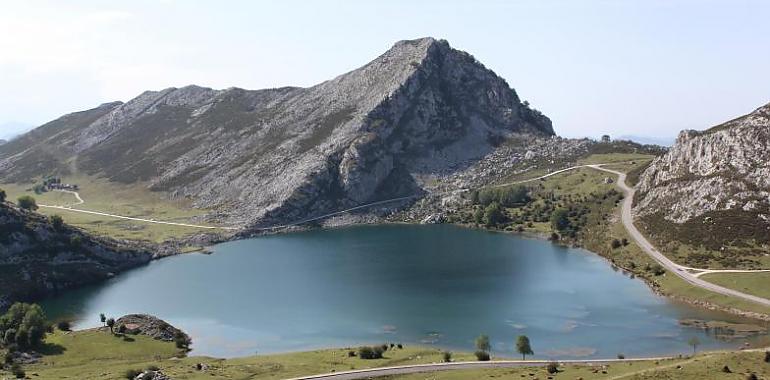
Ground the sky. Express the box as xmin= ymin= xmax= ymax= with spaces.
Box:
xmin=1 ymin=0 xmax=769 ymax=141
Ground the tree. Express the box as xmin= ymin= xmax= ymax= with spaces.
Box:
xmin=516 ymin=335 xmax=534 ymax=360
xmin=483 ymin=202 xmax=504 ymax=226
xmin=174 ymin=331 xmax=191 ymax=350
xmin=106 ymin=318 xmax=115 ymax=334
xmin=0 ymin=302 xmax=47 ymax=349
xmin=473 ymin=207 xmax=484 ymax=225
xmin=688 ymin=336 xmax=700 ymax=355
xmin=16 ymin=195 xmax=37 ymax=211
xmin=100 ymin=313 xmax=106 ymax=326
xmin=475 ymin=334 xmax=491 ymax=353
xmin=49 ymin=215 xmax=64 ymax=231
xmin=57 ymin=321 xmax=71 ymax=331
xmin=610 ymin=239 xmax=622 ymax=249
xmin=0 ymin=188 xmax=6 ymax=203
xmin=550 ymin=208 xmax=569 ymax=232
xmin=765 ymin=351 xmax=770 ymax=363
xmin=442 ymin=351 xmax=452 ymax=362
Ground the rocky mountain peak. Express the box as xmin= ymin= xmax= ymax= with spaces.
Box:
xmin=1 ymin=38 xmax=553 ymax=229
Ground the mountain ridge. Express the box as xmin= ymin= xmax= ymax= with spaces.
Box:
xmin=0 ymin=37 xmax=553 ymax=230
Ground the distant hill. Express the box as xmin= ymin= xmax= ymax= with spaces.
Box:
xmin=615 ymin=135 xmax=675 ymax=147
xmin=634 ymin=102 xmax=770 ymax=267
xmin=0 ymin=38 xmax=553 ymax=230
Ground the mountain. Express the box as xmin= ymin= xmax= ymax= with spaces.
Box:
xmin=634 ymin=102 xmax=770 ymax=265
xmin=0 ymin=38 xmax=553 ymax=229
xmin=615 ymin=135 xmax=675 ymax=147
xmin=0 ymin=202 xmax=151 ymax=309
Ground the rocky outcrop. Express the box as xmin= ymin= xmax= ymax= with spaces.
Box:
xmin=116 ymin=314 xmax=190 ymax=343
xmin=0 ymin=203 xmax=152 ymax=309
xmin=0 ymin=38 xmax=553 ymax=231
xmin=635 ymin=102 xmax=770 ymax=224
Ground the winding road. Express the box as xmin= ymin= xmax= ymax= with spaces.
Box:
xmin=589 ymin=165 xmax=770 ymax=307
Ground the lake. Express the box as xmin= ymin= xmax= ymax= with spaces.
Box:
xmin=41 ymin=225 xmax=765 ymax=358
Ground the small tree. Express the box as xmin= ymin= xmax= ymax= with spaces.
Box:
xmin=764 ymin=351 xmax=770 ymax=363
xmin=475 ymin=334 xmax=491 ymax=353
xmin=0 ymin=188 xmax=6 ymax=203
xmin=16 ymin=195 xmax=37 ymax=211
xmin=57 ymin=320 xmax=71 ymax=331
xmin=688 ymin=336 xmax=700 ymax=355
xmin=483 ymin=202 xmax=504 ymax=226
xmin=516 ymin=335 xmax=533 ymax=360
xmin=550 ymin=208 xmax=569 ymax=232
xmin=546 ymin=361 xmax=559 ymax=374
xmin=610 ymin=239 xmax=622 ymax=249
xmin=117 ymin=324 xmax=126 ymax=334
xmin=100 ymin=313 xmax=106 ymax=325
xmin=11 ymin=363 xmax=25 ymax=379
xmin=474 ymin=350 xmax=490 ymax=361
xmin=442 ymin=351 xmax=452 ymax=362
xmin=106 ymin=318 xmax=115 ymax=334
xmin=49 ymin=215 xmax=64 ymax=231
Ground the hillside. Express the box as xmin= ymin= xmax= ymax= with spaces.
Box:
xmin=0 ymin=38 xmax=553 ymax=231
xmin=634 ymin=102 xmax=770 ymax=268
xmin=0 ymin=201 xmax=151 ymax=309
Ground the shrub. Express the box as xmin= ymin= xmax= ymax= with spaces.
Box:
xmin=474 ymin=350 xmax=490 ymax=361
xmin=442 ymin=351 xmax=452 ymax=362
xmin=617 ymin=353 xmax=625 ymax=359
xmin=380 ymin=343 xmax=389 ymax=352
xmin=357 ymin=346 xmax=383 ymax=359
xmin=397 ymin=343 xmax=403 ymax=349
xmin=174 ymin=331 xmax=191 ymax=350
xmin=146 ymin=364 xmax=160 ymax=371
xmin=57 ymin=320 xmax=71 ymax=331
xmin=124 ymin=369 xmax=141 ymax=379
xmin=11 ymin=363 xmax=25 ymax=378
xmin=621 ymin=238 xmax=629 ymax=246
xmin=49 ymin=215 xmax=64 ymax=231
xmin=3 ymin=350 xmax=13 ymax=365
xmin=610 ymin=239 xmax=622 ymax=249
xmin=722 ymin=365 xmax=731 ymax=373
xmin=765 ymin=351 xmax=770 ymax=363
xmin=747 ymin=373 xmax=758 ymax=380
xmin=546 ymin=361 xmax=559 ymax=374
xmin=118 ymin=324 xmax=127 ymax=334
xmin=0 ymin=188 xmax=6 ymax=203
xmin=483 ymin=202 xmax=505 ymax=226
xmin=69 ymin=235 xmax=83 ymax=248
xmin=347 ymin=350 xmax=356 ymax=357
xmin=16 ymin=195 xmax=37 ymax=211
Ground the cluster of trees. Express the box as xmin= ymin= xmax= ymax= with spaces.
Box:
xmin=473 ymin=334 xmax=533 ymax=361
xmin=16 ymin=195 xmax=37 ymax=211
xmin=353 ymin=343 xmax=403 ymax=360
xmin=0 ymin=303 xmax=48 ymax=350
xmin=471 ymin=185 xmax=531 ymax=208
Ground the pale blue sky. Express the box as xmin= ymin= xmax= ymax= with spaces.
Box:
xmin=1 ymin=0 xmax=768 ymax=141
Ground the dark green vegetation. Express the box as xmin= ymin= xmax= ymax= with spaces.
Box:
xmin=0 ymin=303 xmax=47 ymax=350
xmin=639 ymin=209 xmax=770 ymax=269
xmin=516 ymin=335 xmax=533 ymax=360
xmin=474 ymin=334 xmax=491 ymax=361
xmin=0 ymin=195 xmax=151 ymax=306
xmin=15 ymin=195 xmax=37 ymax=211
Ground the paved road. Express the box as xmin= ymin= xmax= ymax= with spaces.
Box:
xmin=589 ymin=165 xmax=770 ymax=307
xmin=285 ymin=357 xmax=675 ymax=380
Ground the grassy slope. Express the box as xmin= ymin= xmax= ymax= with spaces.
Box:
xmin=1 ymin=174 xmax=218 ymax=243
xmin=3 ymin=329 xmax=767 ymax=380
xmin=700 ymin=272 xmax=770 ymax=301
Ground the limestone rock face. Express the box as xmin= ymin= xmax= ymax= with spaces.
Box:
xmin=635 ymin=102 xmax=770 ymax=224
xmin=0 ymin=38 xmax=553 ymax=230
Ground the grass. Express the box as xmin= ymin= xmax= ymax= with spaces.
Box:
xmin=0 ymin=174 xmax=225 ymax=243
xmin=3 ymin=329 xmax=768 ymax=380
xmin=381 ymin=350 xmax=770 ymax=379
xmin=4 ymin=329 xmax=473 ymax=380
xmin=700 ymin=272 xmax=770 ymax=301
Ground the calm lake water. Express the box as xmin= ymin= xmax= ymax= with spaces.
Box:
xmin=42 ymin=225 xmax=765 ymax=358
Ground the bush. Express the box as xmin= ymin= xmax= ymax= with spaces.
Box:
xmin=765 ymin=351 xmax=770 ymax=363
xmin=16 ymin=195 xmax=37 ymax=211
xmin=617 ymin=353 xmax=625 ymax=359
xmin=174 ymin=331 xmax=191 ymax=350
xmin=747 ymin=373 xmax=758 ymax=380
xmin=347 ymin=350 xmax=356 ymax=357
xmin=124 ymin=369 xmax=141 ymax=379
xmin=357 ymin=346 xmax=383 ymax=359
xmin=610 ymin=239 xmax=622 ymax=249
xmin=474 ymin=350 xmax=490 ymax=361
xmin=49 ymin=215 xmax=64 ymax=231
xmin=146 ymin=364 xmax=160 ymax=371
xmin=11 ymin=363 xmax=25 ymax=378
xmin=549 ymin=232 xmax=559 ymax=241
xmin=69 ymin=235 xmax=83 ymax=248
xmin=546 ymin=361 xmax=559 ymax=374
xmin=483 ymin=202 xmax=505 ymax=226
xmin=57 ymin=320 xmax=71 ymax=331
xmin=0 ymin=188 xmax=6 ymax=203
xmin=397 ymin=343 xmax=403 ymax=349
xmin=722 ymin=365 xmax=731 ymax=373
xmin=442 ymin=351 xmax=452 ymax=362
xmin=550 ymin=208 xmax=570 ymax=231
xmin=380 ymin=343 xmax=389 ymax=352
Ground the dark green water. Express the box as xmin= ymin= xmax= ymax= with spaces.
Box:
xmin=41 ymin=225 xmax=764 ymax=358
